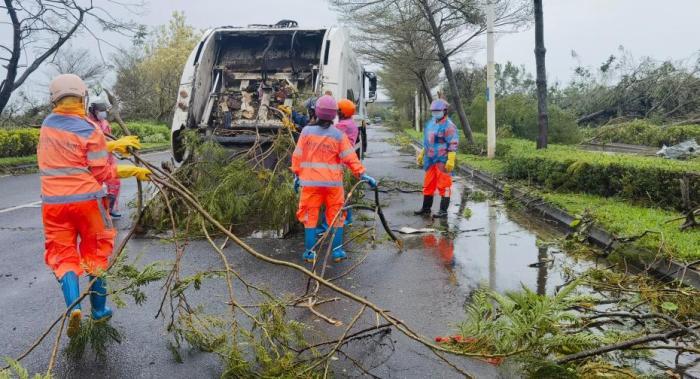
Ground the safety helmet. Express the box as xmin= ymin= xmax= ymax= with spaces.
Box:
xmin=337 ymin=99 xmax=356 ymax=118
xmin=315 ymin=95 xmax=338 ymax=121
xmin=430 ymin=99 xmax=449 ymax=111
xmin=49 ymin=74 xmax=88 ymax=103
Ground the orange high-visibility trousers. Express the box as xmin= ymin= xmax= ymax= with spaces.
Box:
xmin=42 ymin=198 xmax=116 ymax=279
xmin=423 ymin=164 xmax=452 ymax=197
xmin=296 ymin=187 xmax=345 ymax=228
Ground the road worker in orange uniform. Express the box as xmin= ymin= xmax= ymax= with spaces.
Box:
xmin=291 ymin=95 xmax=377 ymax=262
xmin=38 ymin=74 xmax=152 ymax=337
xmin=315 ymin=98 xmax=360 ymax=235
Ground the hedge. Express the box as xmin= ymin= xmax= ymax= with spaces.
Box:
xmin=0 ymin=128 xmax=39 ymax=158
xmin=113 ymin=121 xmax=170 ymax=144
xmin=590 ymin=120 xmax=700 ymax=147
xmin=0 ymin=121 xmax=169 ymax=159
xmin=502 ymin=142 xmax=700 ymax=209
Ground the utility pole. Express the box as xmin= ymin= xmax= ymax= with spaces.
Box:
xmin=486 ymin=0 xmax=496 ymax=158
xmin=414 ymin=90 xmax=420 ymax=132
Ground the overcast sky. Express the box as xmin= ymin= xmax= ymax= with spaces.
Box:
xmin=134 ymin=0 xmax=700 ymax=83
xmin=4 ymin=0 xmax=700 ymax=100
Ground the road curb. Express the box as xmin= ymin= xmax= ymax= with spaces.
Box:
xmin=407 ymin=135 xmax=700 ymax=289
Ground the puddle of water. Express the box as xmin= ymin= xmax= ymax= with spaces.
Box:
xmin=404 ymin=177 xmax=589 ymax=297
xmin=397 ymin=175 xmax=699 ymax=377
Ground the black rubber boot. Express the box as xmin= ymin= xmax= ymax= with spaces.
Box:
xmin=414 ymin=195 xmax=434 ymax=215
xmin=432 ymin=197 xmax=450 ymax=219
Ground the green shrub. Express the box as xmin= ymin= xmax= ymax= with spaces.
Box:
xmin=114 ymin=121 xmax=170 ymax=143
xmin=469 ymin=94 xmax=581 ymax=144
xmin=592 ymin=120 xmax=700 ymax=147
xmin=0 ymin=128 xmax=40 ymax=158
xmin=502 ymin=144 xmax=700 ymax=209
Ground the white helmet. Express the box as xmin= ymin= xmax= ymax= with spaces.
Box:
xmin=49 ymin=74 xmax=88 ymax=103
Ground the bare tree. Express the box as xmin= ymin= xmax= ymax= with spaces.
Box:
xmin=0 ymin=0 xmax=142 ymax=114
xmin=534 ymin=0 xmax=548 ymax=149
xmin=47 ymin=47 xmax=108 ymax=87
xmin=332 ymin=0 xmax=531 ymax=144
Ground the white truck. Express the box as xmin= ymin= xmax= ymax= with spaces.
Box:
xmin=170 ymin=20 xmax=377 ymax=162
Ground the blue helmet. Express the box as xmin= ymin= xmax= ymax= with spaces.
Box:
xmin=430 ymin=99 xmax=449 ymax=111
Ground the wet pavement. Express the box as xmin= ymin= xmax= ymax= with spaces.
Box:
xmin=0 ymin=125 xmax=608 ymax=378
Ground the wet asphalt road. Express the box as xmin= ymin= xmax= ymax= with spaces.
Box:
xmin=0 ymin=125 xmax=577 ymax=378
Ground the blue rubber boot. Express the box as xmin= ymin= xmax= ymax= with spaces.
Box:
xmin=331 ymin=227 xmax=348 ymax=262
xmin=316 ymin=213 xmax=329 ymax=237
xmin=344 ymin=208 xmax=353 ymax=226
xmin=302 ymin=228 xmax=317 ymax=262
xmin=59 ymin=271 xmax=82 ymax=338
xmin=89 ymin=276 xmax=113 ymax=321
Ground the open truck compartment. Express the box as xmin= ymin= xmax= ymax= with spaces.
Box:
xmin=198 ymin=29 xmax=325 ymax=146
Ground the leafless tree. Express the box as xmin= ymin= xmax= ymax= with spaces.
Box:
xmin=332 ymin=0 xmax=531 ymax=144
xmin=534 ymin=0 xmax=548 ymax=149
xmin=47 ymin=47 xmax=108 ymax=87
xmin=0 ymin=0 xmax=142 ymax=114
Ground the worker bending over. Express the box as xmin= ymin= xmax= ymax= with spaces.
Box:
xmin=87 ymin=100 xmax=122 ymax=218
xmin=414 ymin=99 xmax=459 ymax=219
xmin=39 ymin=74 xmax=151 ymax=337
xmin=291 ymin=95 xmax=377 ymax=262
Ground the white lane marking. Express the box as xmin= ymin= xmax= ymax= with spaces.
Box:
xmin=0 ymin=200 xmax=41 ymax=214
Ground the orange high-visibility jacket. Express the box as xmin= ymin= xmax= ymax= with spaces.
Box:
xmin=37 ymin=113 xmax=116 ymax=204
xmin=291 ymin=124 xmax=365 ymax=187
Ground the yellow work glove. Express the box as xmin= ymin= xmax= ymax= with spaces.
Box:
xmin=277 ymin=105 xmax=292 ymax=116
xmin=445 ymin=152 xmax=457 ymax=172
xmin=107 ymin=136 xmax=142 ymax=156
xmin=116 ymin=165 xmax=152 ymax=181
xmin=417 ymin=149 xmax=425 ymax=167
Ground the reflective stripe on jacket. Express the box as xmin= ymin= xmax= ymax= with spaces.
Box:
xmin=423 ymin=117 xmax=459 ymax=171
xmin=291 ymin=124 xmax=365 ymax=187
xmin=38 ymin=113 xmax=115 ymax=204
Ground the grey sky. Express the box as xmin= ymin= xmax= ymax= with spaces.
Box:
xmin=4 ymin=0 xmax=700 ymax=102
xmin=134 ymin=0 xmax=700 ymax=83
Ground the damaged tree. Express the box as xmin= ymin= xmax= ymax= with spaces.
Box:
xmin=0 ymin=0 xmax=141 ymax=114
xmin=332 ymin=0 xmax=531 ymax=144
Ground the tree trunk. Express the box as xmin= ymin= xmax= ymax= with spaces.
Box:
xmin=534 ymin=0 xmax=548 ymax=149
xmin=417 ymin=0 xmax=475 ymax=145
xmin=417 ymin=71 xmax=434 ymax=103
xmin=0 ymin=0 xmax=22 ymax=115
xmin=442 ymin=55 xmax=475 ymax=145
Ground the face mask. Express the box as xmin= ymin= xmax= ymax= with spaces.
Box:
xmin=97 ymin=111 xmax=108 ymax=120
xmin=431 ymin=111 xmax=444 ymax=119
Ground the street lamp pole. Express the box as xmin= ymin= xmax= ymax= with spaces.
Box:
xmin=486 ymin=0 xmax=496 ymax=158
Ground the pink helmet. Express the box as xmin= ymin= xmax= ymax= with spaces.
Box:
xmin=49 ymin=74 xmax=88 ymax=103
xmin=315 ymin=95 xmax=338 ymax=121
xmin=430 ymin=99 xmax=449 ymax=111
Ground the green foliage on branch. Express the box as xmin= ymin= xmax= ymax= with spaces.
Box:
xmin=469 ymin=93 xmax=582 ymax=144
xmin=588 ymin=120 xmax=700 ymax=147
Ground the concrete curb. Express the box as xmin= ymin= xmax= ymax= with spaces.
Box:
xmin=407 ymin=136 xmax=700 ymax=289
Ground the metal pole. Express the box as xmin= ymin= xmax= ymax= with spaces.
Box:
xmin=414 ymin=90 xmax=420 ymax=132
xmin=486 ymin=0 xmax=496 ymax=158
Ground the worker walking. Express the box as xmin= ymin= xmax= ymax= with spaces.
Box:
xmin=87 ymin=100 xmax=122 ymax=219
xmin=39 ymin=74 xmax=152 ymax=337
xmin=292 ymin=95 xmax=377 ymax=263
xmin=414 ymin=99 xmax=459 ymax=219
